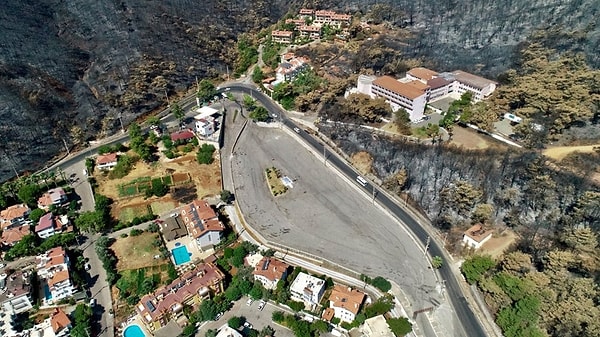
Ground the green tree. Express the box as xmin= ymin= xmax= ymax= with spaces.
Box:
xmin=393 ymin=109 xmax=411 ymax=135
xmin=260 ymin=326 xmax=275 ymax=337
xmin=431 ymin=256 xmax=444 ymax=269
xmin=311 ymin=320 xmax=329 ymax=333
xmin=147 ymin=116 xmax=161 ymax=127
xmin=172 ymin=103 xmax=185 ymax=121
xmin=18 ymin=183 xmax=41 ymax=207
xmin=197 ymin=80 xmax=217 ymax=103
xmin=461 ymin=255 xmax=496 ymax=284
xmin=386 ymin=317 xmax=413 ymax=336
xmin=371 ymin=276 xmax=392 ymax=292
xmin=220 ymin=190 xmax=233 ymax=203
xmin=272 ymin=311 xmax=285 ymax=322
xmin=252 ymin=67 xmax=264 ymax=83
xmin=75 ymin=211 xmax=106 ymax=233
xmin=151 ymin=179 xmax=169 ymax=197
xmin=249 ymin=106 xmax=269 ymax=122
xmin=197 ymin=144 xmax=216 ymax=165
xmin=243 ymin=94 xmax=256 ymax=110
xmin=287 ymin=300 xmax=305 ymax=312
xmin=29 ymin=208 xmax=46 ymax=222
xmin=206 ymin=329 xmax=217 ymax=337
xmin=228 ymin=316 xmax=245 ymax=329
xmin=5 ymin=234 xmax=39 ymax=260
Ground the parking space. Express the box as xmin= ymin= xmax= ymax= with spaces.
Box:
xmin=196 ymin=298 xmax=294 ymax=337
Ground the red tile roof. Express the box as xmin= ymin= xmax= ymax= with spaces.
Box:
xmin=35 ymin=213 xmax=55 ymax=232
xmin=464 ymin=224 xmax=493 ymax=242
xmin=329 ymin=285 xmax=365 ymax=315
xmin=272 ymin=30 xmax=293 ymax=38
xmin=181 ymin=200 xmax=224 ymax=239
xmin=50 ymin=308 xmax=71 ymax=333
xmin=1 ymin=225 xmax=31 ymax=245
xmin=253 ymin=257 xmax=289 ymax=282
xmin=408 ymin=67 xmax=439 ymax=81
xmin=96 ymin=153 xmax=118 ymax=165
xmin=48 ymin=269 xmax=70 ymax=287
xmin=0 ymin=204 xmax=30 ymax=226
xmin=372 ymin=76 xmax=427 ymax=100
xmin=137 ymin=263 xmax=225 ymax=323
xmin=170 ymin=130 xmax=195 ymax=141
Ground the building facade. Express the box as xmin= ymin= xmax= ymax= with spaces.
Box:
xmin=36 ymin=247 xmax=75 ymax=304
xmin=136 ymin=263 xmax=225 ymax=331
xmin=370 ymin=76 xmax=427 ymax=122
xmin=462 ymin=224 xmax=493 ymax=249
xmin=252 ymin=257 xmax=289 ymax=290
xmin=181 ymin=199 xmax=225 ymax=250
xmin=289 ymin=272 xmax=326 ymax=309
xmin=271 ymin=30 xmax=294 ymax=44
xmin=326 ymin=285 xmax=365 ymax=323
xmin=0 ymin=204 xmax=31 ymax=229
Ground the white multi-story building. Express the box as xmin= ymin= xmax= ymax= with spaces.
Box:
xmin=289 ymin=272 xmax=326 ymax=309
xmin=36 ymin=247 xmax=75 ymax=304
xmin=181 ymin=199 xmax=225 ymax=250
xmin=0 ymin=204 xmax=31 ymax=230
xmin=271 ymin=30 xmax=294 ymax=44
xmin=370 ymin=76 xmax=428 ymax=122
xmin=324 ymin=285 xmax=365 ymax=323
xmin=253 ymin=257 xmax=289 ymax=290
xmin=448 ymin=70 xmax=497 ymax=101
xmin=35 ymin=213 xmax=69 ymax=239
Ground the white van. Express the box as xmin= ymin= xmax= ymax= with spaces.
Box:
xmin=356 ymin=176 xmax=367 ymax=186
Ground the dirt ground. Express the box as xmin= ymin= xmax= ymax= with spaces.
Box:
xmin=481 ymin=229 xmax=518 ymax=259
xmin=543 ymin=144 xmax=599 ymax=160
xmin=450 ymin=127 xmax=506 ymax=150
xmin=351 ymin=151 xmax=373 ymax=175
xmin=111 ymin=231 xmax=169 ymax=270
xmin=96 ymin=152 xmax=222 ymax=220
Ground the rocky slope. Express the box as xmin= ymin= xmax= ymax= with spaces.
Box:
xmin=1 ymin=0 xmax=599 ymax=180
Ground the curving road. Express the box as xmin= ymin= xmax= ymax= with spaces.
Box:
xmin=222 ymin=84 xmax=486 ymax=337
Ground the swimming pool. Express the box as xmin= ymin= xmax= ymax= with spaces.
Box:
xmin=123 ymin=324 xmax=146 ymax=337
xmin=43 ymin=284 xmax=52 ymax=300
xmin=171 ymin=245 xmax=191 ymax=265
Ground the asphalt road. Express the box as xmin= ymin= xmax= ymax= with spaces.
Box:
xmin=224 ymin=84 xmax=485 ymax=337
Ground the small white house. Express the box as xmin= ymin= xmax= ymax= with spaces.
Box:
xmin=462 ymin=224 xmax=493 ymax=250
xmin=290 ymin=272 xmax=325 ymax=309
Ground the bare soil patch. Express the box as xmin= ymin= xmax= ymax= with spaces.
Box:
xmin=481 ymin=230 xmax=518 ymax=259
xmin=449 ymin=127 xmax=496 ymax=150
xmin=111 ymin=231 xmax=169 ymax=270
xmin=543 ymin=144 xmax=599 ymax=161
xmin=96 ymin=152 xmax=222 ymax=220
xmin=351 ymin=151 xmax=373 ymax=175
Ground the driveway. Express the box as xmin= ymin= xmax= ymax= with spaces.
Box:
xmin=196 ymin=297 xmax=294 ymax=337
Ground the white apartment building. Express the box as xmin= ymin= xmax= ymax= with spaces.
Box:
xmin=448 ymin=70 xmax=497 ymax=101
xmin=36 ymin=247 xmax=75 ymax=304
xmin=324 ymin=285 xmax=365 ymax=323
xmin=289 ymin=272 xmax=326 ymax=309
xmin=271 ymin=30 xmax=294 ymax=44
xmin=252 ymin=257 xmax=289 ymax=290
xmin=370 ymin=76 xmax=428 ymax=122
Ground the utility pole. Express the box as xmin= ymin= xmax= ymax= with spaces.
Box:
xmin=61 ymin=138 xmax=71 ymax=156
xmin=196 ymin=76 xmax=200 ymax=92
xmin=424 ymin=236 xmax=431 ymax=256
xmin=164 ymin=89 xmax=171 ymax=107
xmin=118 ymin=112 xmax=125 ymax=133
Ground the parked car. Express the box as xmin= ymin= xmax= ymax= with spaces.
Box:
xmin=215 ymin=312 xmax=223 ymax=321
xmin=246 ymin=298 xmax=254 ymax=306
xmin=89 ymin=298 xmax=97 ymax=307
xmin=84 ymin=263 xmax=91 ymax=271
xmin=258 ymin=300 xmax=266 ymax=311
xmin=243 ymin=322 xmax=253 ymax=329
xmin=0 ymin=263 xmax=6 ymax=269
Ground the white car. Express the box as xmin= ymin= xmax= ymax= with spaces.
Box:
xmin=246 ymin=298 xmax=254 ymax=306
xmin=84 ymin=263 xmax=91 ymax=271
xmin=293 ymin=127 xmax=301 ymax=133
xmin=89 ymin=298 xmax=97 ymax=307
xmin=0 ymin=263 xmax=5 ymax=269
xmin=257 ymin=300 xmax=266 ymax=311
xmin=243 ymin=321 xmax=253 ymax=329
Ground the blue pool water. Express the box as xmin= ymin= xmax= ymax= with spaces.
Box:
xmin=171 ymin=245 xmax=191 ymax=265
xmin=123 ymin=324 xmax=146 ymax=337
xmin=44 ymin=284 xmax=52 ymax=300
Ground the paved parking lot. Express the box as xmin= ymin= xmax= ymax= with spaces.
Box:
xmin=231 ymin=124 xmax=439 ymax=311
xmin=196 ymin=297 xmax=294 ymax=337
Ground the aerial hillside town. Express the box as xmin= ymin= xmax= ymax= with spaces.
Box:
xmin=0 ymin=3 xmax=599 ymax=337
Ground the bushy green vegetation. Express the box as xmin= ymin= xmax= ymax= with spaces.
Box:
xmin=108 ymin=154 xmax=138 ymax=179
xmin=272 ymin=68 xmax=324 ymax=110
xmin=197 ymin=143 xmax=216 ymax=164
xmin=116 ymin=267 xmax=162 ymax=305
xmin=197 ymin=80 xmax=217 ymax=103
xmin=128 ymin=122 xmax=154 ymax=162
xmin=95 ymin=236 xmax=119 ymax=285
xmin=439 ymin=92 xmax=472 ymax=129
xmin=97 ymin=143 xmax=127 ymax=155
xmin=261 ymin=38 xmax=282 ymax=69
xmin=235 ymin=34 xmax=258 ymax=77
xmin=249 ymin=106 xmax=269 ymax=122
xmin=360 ymin=274 xmax=392 ymax=292
xmin=70 ymin=304 xmax=93 ymax=337
xmin=5 ymin=233 xmax=77 ymax=261
xmin=386 ymin=317 xmax=413 ymax=336
xmin=272 ymin=310 xmax=330 ymax=337
xmin=461 ymin=255 xmax=496 ymax=284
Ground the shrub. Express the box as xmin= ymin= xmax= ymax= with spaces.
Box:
xmin=272 ymin=311 xmax=284 ymax=323
xmin=130 ymin=229 xmax=143 ymax=236
xmin=461 ymin=255 xmax=496 ymax=284
xmin=371 ymin=276 xmax=392 ymax=292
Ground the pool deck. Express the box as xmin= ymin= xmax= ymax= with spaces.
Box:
xmin=120 ymin=316 xmax=151 ymax=337
xmin=164 ymin=236 xmax=215 ymax=270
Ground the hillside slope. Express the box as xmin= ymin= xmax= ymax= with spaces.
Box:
xmin=1 ymin=0 xmax=598 ymax=180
